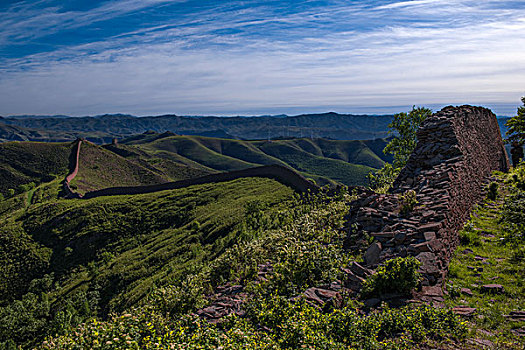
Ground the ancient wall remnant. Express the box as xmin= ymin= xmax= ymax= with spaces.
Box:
xmin=61 ymin=139 xmax=82 ymax=199
xmin=82 ymin=164 xmax=319 ymax=199
xmin=344 ymin=106 xmax=509 ymax=303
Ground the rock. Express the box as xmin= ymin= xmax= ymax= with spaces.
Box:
xmin=505 ymin=311 xmax=525 ymax=322
xmin=421 ymin=285 xmax=443 ymax=297
xmin=349 ymin=261 xmax=373 ymax=278
xmin=394 ymin=232 xmax=406 ymax=244
xmin=303 ymin=287 xmax=324 ymax=306
xmin=481 ymin=284 xmax=504 ymax=294
xmin=344 ymin=269 xmax=366 ymax=291
xmin=416 ymin=252 xmax=440 ymax=275
xmin=453 ymin=307 xmax=477 ymax=317
xmin=371 ymin=232 xmax=395 ymax=239
xmin=423 ymin=231 xmax=436 ymax=241
xmin=511 ymin=327 xmax=525 ymax=337
xmin=303 ymin=287 xmax=343 ymax=309
xmin=409 ymin=242 xmax=431 ymax=254
xmin=418 ymin=222 xmax=442 ymax=232
xmin=460 ymin=288 xmax=473 ymax=296
xmin=364 ymin=242 xmax=382 ymax=265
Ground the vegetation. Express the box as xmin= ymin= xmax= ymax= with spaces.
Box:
xmin=505 ymin=96 xmax=525 ymax=145
xmin=361 ymin=257 xmax=421 ymax=297
xmin=30 ymin=189 xmax=466 ymax=350
xmin=367 ymin=107 xmax=431 ymax=191
xmin=3 ymin=129 xmax=521 ymax=348
xmin=0 ymin=141 xmax=71 ymax=195
xmin=120 ymin=134 xmax=391 ymax=186
xmin=71 ymin=142 xmax=169 ymax=194
xmin=38 ymin=301 xmax=466 ymax=350
xmin=0 ymin=177 xmax=294 ymax=348
xmin=446 ymin=164 xmax=525 ymax=348
xmin=398 ymin=189 xmax=418 ymax=215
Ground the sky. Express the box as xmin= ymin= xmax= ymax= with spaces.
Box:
xmin=0 ymin=0 xmax=524 ymax=117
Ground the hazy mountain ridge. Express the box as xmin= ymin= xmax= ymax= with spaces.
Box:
xmin=1 ymin=112 xmax=394 ymax=141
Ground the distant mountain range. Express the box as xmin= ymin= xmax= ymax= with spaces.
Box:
xmin=0 ymin=111 xmax=512 ymax=145
xmin=0 ymin=112 xmax=394 ymax=143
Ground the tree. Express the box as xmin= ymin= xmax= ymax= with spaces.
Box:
xmin=505 ymin=96 xmax=525 ymax=145
xmin=384 ymin=106 xmax=432 ymax=168
xmin=367 ymin=106 xmax=432 ymax=191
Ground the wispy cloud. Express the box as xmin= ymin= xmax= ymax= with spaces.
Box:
xmin=0 ymin=0 xmax=523 ymax=116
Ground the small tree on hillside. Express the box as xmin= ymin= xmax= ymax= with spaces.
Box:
xmin=367 ymin=106 xmax=432 ymax=191
xmin=505 ymin=96 xmax=525 ymax=145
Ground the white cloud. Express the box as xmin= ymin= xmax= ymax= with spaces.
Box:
xmin=0 ymin=0 xmax=524 ymax=116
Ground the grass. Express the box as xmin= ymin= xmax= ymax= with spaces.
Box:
xmin=0 ymin=177 xmax=295 ymax=348
xmin=445 ymin=168 xmax=525 ymax=349
xmin=119 ymin=134 xmax=390 ymax=186
xmin=37 ymin=189 xmax=468 ymax=350
xmin=70 ymin=143 xmax=169 ymax=194
xmin=0 ymin=141 xmax=71 ymax=195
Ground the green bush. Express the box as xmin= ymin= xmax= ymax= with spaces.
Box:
xmin=502 ymin=192 xmax=525 ymax=244
xmin=398 ymin=189 xmax=418 ymax=215
xmin=459 ymin=230 xmax=481 ymax=246
xmin=361 ymin=257 xmax=421 ymax=297
xmin=486 ymin=181 xmax=499 ymax=200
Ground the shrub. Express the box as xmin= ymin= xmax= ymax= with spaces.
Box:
xmin=398 ymin=190 xmax=418 ymax=215
xmin=486 ymin=181 xmax=499 ymax=200
xmin=361 ymin=257 xmax=421 ymax=297
xmin=459 ymin=230 xmax=481 ymax=246
xmin=501 ymin=192 xmax=525 ymax=244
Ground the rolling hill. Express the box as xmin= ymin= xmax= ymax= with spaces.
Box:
xmin=0 ymin=142 xmax=71 ymax=195
xmin=117 ymin=134 xmax=392 ymax=186
xmin=0 ymin=133 xmax=390 ymax=201
xmin=0 ymin=176 xmax=296 ymax=348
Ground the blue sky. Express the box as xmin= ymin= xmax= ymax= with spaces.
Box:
xmin=0 ymin=0 xmax=524 ymax=116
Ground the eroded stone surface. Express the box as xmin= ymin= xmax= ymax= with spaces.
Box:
xmin=344 ymin=105 xmax=509 ymax=302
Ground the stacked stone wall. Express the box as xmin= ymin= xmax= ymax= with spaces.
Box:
xmin=82 ymin=164 xmax=319 ymax=199
xmin=345 ymin=106 xmax=509 ymax=303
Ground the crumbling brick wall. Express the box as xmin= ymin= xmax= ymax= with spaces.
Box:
xmin=345 ymin=106 xmax=509 ymax=303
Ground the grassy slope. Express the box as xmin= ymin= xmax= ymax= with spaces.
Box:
xmin=0 ymin=142 xmax=71 ymax=195
xmin=70 ymin=142 xmax=169 ymax=194
xmin=39 ymin=188 xmax=471 ymax=350
xmin=103 ymin=143 xmax=213 ymax=181
xmin=446 ymin=169 xmax=525 ymax=349
xmin=0 ymin=177 xmax=294 ymax=347
xmin=120 ymin=135 xmax=389 ymax=186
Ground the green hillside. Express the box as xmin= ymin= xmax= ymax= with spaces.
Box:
xmin=0 ymin=177 xmax=294 ymax=348
xmin=118 ymin=134 xmax=391 ymax=186
xmin=1 ymin=146 xmax=523 ymax=349
xmin=0 ymin=142 xmax=71 ymax=196
xmin=70 ymin=142 xmax=170 ymax=194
